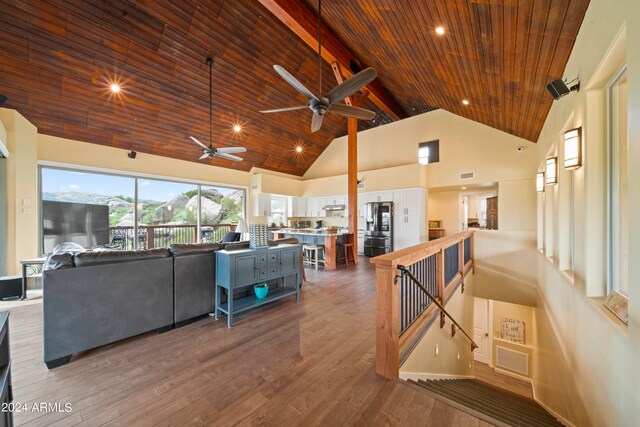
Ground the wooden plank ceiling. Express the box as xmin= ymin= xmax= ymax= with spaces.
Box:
xmin=301 ymin=0 xmax=590 ymax=142
xmin=0 ymin=0 xmax=393 ymax=176
xmin=0 ymin=0 xmax=590 ymax=176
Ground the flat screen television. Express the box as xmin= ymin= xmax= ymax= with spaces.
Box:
xmin=42 ymin=200 xmax=110 ymax=253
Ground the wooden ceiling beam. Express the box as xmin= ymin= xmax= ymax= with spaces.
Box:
xmin=257 ymin=0 xmax=408 ymax=121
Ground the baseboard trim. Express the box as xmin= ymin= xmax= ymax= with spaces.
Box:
xmin=400 ymin=371 xmax=475 ymax=381
xmin=531 ymin=384 xmax=575 ymax=427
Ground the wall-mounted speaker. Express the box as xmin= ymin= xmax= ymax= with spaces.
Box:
xmin=546 ymin=79 xmax=580 ymax=100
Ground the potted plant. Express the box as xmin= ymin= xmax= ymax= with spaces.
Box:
xmin=254 ymin=283 xmax=269 ymax=299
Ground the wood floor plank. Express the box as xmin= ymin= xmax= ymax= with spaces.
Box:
xmin=0 ymin=257 xmax=488 ymax=426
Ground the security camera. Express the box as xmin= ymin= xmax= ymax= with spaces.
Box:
xmin=128 ymin=151 xmax=137 ymax=159
xmin=516 ymin=146 xmax=526 ymax=152
xmin=547 ymin=78 xmax=580 ymax=100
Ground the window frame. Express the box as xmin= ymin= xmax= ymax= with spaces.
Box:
xmin=605 ymin=64 xmax=628 ymax=295
xmin=38 ymin=162 xmax=247 ymax=254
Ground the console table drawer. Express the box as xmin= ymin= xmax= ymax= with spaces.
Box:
xmin=268 ymin=251 xmax=280 ymax=264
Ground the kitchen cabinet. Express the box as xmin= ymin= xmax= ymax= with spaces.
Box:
xmin=357 ymin=193 xmax=365 ymax=217
xmin=306 ymin=197 xmax=324 ymax=217
xmin=288 ymin=197 xmax=306 ymax=217
xmin=392 ymin=188 xmax=426 ymax=251
xmin=393 ymin=189 xmax=421 ymax=216
xmin=252 ymin=193 xmax=271 ymax=217
xmin=365 ymin=191 xmax=393 ymax=203
xmin=357 ymin=229 xmax=365 ymax=255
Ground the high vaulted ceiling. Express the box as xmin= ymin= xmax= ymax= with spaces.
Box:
xmin=0 ymin=0 xmax=589 ymax=176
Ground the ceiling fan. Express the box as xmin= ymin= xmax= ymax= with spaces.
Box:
xmin=189 ymin=57 xmax=247 ymax=162
xmin=260 ymin=0 xmax=377 ymax=132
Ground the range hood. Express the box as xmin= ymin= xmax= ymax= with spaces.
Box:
xmin=322 ymin=204 xmax=346 ymax=211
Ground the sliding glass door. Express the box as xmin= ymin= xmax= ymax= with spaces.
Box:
xmin=39 ymin=166 xmax=246 ymax=252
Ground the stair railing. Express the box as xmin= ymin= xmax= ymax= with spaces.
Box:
xmin=396 ymin=264 xmax=478 ymax=352
xmin=371 ymin=230 xmax=475 ymax=379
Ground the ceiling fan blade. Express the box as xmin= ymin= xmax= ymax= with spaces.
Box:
xmin=217 ymin=147 xmax=247 ymax=154
xmin=190 ymin=136 xmax=210 ymax=150
xmin=327 ymin=68 xmax=377 ymax=105
xmin=273 ymin=65 xmax=319 ymax=101
xmin=199 ymin=153 xmax=210 ymax=160
xmin=260 ymin=105 xmax=308 ymax=114
xmin=217 ymin=152 xmax=243 ymax=162
xmin=311 ymin=113 xmax=324 ymax=133
xmin=330 ymin=103 xmax=376 ymax=120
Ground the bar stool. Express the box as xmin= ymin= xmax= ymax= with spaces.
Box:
xmin=336 ymin=243 xmax=356 ymax=267
xmin=303 ymin=244 xmax=325 ymax=270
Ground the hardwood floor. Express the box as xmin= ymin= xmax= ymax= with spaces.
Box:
xmin=1 ymin=257 xmax=489 ymax=426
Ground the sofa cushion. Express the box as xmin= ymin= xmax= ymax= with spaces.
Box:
xmin=222 ymin=241 xmax=250 ymax=251
xmin=169 ymin=243 xmax=223 ymax=256
xmin=43 ymin=253 xmax=75 ymax=271
xmin=74 ymin=248 xmax=171 ymax=267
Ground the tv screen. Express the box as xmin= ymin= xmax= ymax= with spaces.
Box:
xmin=42 ymin=200 xmax=110 ymax=253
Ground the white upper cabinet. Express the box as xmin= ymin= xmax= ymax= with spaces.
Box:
xmin=252 ymin=193 xmax=271 ymax=217
xmin=288 ymin=197 xmax=307 ymax=217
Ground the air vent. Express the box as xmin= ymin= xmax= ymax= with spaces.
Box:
xmin=459 ymin=171 xmax=475 ymax=180
xmin=251 ymin=184 xmax=259 ymax=190
xmin=495 ymin=346 xmax=528 ymax=376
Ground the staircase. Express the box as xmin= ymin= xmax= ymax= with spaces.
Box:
xmin=408 ymin=378 xmax=562 ymax=426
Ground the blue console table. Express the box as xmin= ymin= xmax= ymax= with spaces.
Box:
xmin=215 ymin=243 xmax=301 ymax=327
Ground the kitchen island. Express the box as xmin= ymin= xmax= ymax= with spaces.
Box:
xmin=272 ymin=229 xmax=354 ymax=270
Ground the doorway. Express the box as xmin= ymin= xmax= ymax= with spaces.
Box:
xmin=473 ymin=297 xmax=491 ymax=364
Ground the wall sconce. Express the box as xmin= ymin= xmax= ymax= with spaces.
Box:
xmin=546 ymin=157 xmax=558 ymax=185
xmin=564 ymin=127 xmax=582 ymax=170
xmin=536 ymin=172 xmax=545 ymax=192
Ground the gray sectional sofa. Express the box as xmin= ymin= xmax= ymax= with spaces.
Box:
xmin=42 ymin=240 xmax=303 ymax=369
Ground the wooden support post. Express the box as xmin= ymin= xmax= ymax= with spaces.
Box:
xmin=348 ymin=117 xmax=358 ymax=261
xmin=334 ymin=61 xmax=369 ymax=264
xmin=458 ymin=240 xmax=465 ymax=293
xmin=375 ymin=265 xmax=399 ymax=379
xmin=436 ymin=249 xmax=445 ymax=328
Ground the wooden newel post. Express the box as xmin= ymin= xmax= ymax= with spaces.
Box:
xmin=436 ymin=249 xmax=445 ymax=328
xmin=375 ymin=264 xmax=399 ymax=379
xmin=458 ymin=239 xmax=465 ymax=293
xmin=470 ymin=233 xmax=475 ymax=273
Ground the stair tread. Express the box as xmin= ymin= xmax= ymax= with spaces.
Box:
xmin=409 ymin=379 xmax=562 ymax=426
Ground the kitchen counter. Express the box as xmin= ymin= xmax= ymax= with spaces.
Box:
xmin=272 ymin=229 xmax=354 ymax=270
xmin=273 ymin=228 xmax=350 ymax=237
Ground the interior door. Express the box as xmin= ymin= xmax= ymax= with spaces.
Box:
xmin=473 ymin=297 xmax=489 ymax=364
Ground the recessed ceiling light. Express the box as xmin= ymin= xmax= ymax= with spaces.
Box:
xmin=435 ymin=27 xmax=445 ymax=35
xmin=110 ymin=84 xmax=121 ymax=93
xmin=461 ymin=187 xmax=467 ymax=190
xmin=233 ymin=124 xmax=242 ymax=133
xmin=296 ymin=145 xmax=303 ymax=153
xmin=462 ymin=99 xmax=470 ymax=105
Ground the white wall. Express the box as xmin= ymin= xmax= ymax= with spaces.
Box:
xmin=304 ymin=109 xmax=538 ymax=188
xmin=427 ymin=191 xmax=461 ymax=236
xmin=529 ymin=0 xmax=640 ymax=424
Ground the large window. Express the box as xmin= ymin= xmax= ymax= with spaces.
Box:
xmin=607 ymin=67 xmax=628 ymax=296
xmin=40 ymin=166 xmax=245 ymax=252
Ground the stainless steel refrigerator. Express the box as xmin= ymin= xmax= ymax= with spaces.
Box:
xmin=364 ymin=201 xmax=393 ymax=257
